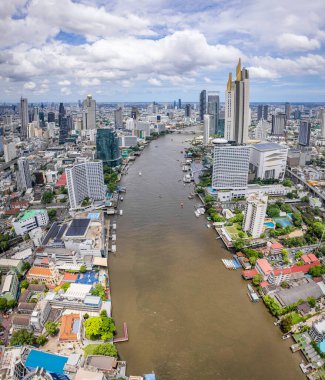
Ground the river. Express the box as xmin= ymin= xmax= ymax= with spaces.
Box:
xmin=108 ymin=131 xmax=304 ymax=380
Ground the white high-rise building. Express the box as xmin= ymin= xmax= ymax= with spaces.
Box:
xmin=254 ymin=119 xmax=271 ymax=141
xmin=203 ymin=114 xmax=214 ymax=146
xmin=3 ymin=141 xmax=17 ymax=163
xmin=224 ymin=59 xmax=250 ymax=144
xmin=242 ymin=193 xmax=268 ymax=238
xmin=319 ymin=108 xmax=325 ymax=139
xmin=271 ymin=113 xmax=286 ymax=136
xmin=17 ymin=158 xmax=32 ymax=191
xmin=82 ymin=95 xmax=96 ymax=130
xmin=212 ymin=140 xmax=250 ymax=190
xmin=66 ymin=161 xmax=106 ymax=209
xmin=20 ymin=97 xmax=28 ymax=138
xmin=250 ymin=143 xmax=288 ymax=181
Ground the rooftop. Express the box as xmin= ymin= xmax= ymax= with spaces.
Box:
xmin=275 ymin=281 xmax=324 ymax=307
xmin=86 ymin=355 xmax=117 ymax=371
xmin=18 ymin=209 xmax=47 ymax=222
xmin=59 ymin=313 xmax=80 ymax=341
xmin=74 ymin=368 xmax=104 ymax=380
xmin=256 ymin=259 xmax=273 ymax=275
xmin=63 ymin=283 xmax=92 ymax=300
xmin=27 ymin=266 xmax=52 ymax=277
xmin=252 ymin=142 xmax=286 ymax=151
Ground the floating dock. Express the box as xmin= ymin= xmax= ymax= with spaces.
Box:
xmin=113 ymin=322 xmax=128 ymax=343
xmin=221 ymin=258 xmax=242 ymax=270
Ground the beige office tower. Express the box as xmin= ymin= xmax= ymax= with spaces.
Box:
xmin=224 ymin=59 xmax=250 ymax=144
xmin=82 ymin=94 xmax=96 ymax=129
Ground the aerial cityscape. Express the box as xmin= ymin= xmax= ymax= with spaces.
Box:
xmin=0 ymin=1 xmax=325 ymax=380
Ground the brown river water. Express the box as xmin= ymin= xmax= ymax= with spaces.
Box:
xmin=108 ymin=130 xmax=304 ymax=380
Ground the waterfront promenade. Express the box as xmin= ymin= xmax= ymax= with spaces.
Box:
xmin=109 ymin=131 xmax=304 ymax=379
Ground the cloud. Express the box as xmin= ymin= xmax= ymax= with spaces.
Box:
xmin=58 ymin=79 xmax=71 ymax=86
xmin=23 ymin=81 xmax=36 ymax=90
xmin=148 ymin=78 xmax=162 ymax=86
xmin=248 ymin=66 xmax=279 ymax=79
xmin=277 ymin=33 xmax=320 ymax=51
xmin=61 ymin=87 xmax=71 ymax=95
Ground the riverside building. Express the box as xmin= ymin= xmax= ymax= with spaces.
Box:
xmin=224 ymin=59 xmax=250 ymax=144
xmin=96 ymin=128 xmax=122 ymax=167
xmin=66 ymin=161 xmax=106 ymax=209
xmin=242 ymin=192 xmax=268 ymax=238
xmin=212 ymin=139 xmax=250 ymax=190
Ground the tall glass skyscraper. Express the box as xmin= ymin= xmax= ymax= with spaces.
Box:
xmin=199 ymin=90 xmax=206 ymax=121
xmin=96 ymin=128 xmax=122 ymax=167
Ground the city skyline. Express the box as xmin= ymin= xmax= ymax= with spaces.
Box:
xmin=1 ymin=0 xmax=325 ymax=102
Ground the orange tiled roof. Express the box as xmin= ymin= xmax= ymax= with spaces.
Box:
xmin=27 ymin=266 xmax=52 ymax=277
xmin=63 ymin=272 xmax=78 ymax=281
xmin=59 ymin=314 xmax=80 ymax=341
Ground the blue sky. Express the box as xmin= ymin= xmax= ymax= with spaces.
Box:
xmin=1 ymin=0 xmax=325 ymax=102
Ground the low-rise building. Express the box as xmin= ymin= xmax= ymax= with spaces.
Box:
xmin=59 ymin=313 xmax=81 ymax=341
xmin=26 ymin=263 xmax=61 ymax=286
xmin=12 ymin=209 xmax=49 ymax=235
xmin=255 ymin=259 xmax=273 ymax=280
xmin=30 ymin=300 xmax=52 ymax=330
xmin=0 ymin=258 xmax=24 ymax=275
xmin=0 ymin=271 xmax=19 ymax=301
xmin=310 ymin=319 xmax=325 ymax=343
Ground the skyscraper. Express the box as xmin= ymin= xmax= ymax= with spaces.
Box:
xmin=224 ymin=59 xmax=250 ymax=144
xmin=242 ymin=193 xmax=268 ymax=238
xmin=17 ymin=158 xmax=32 ymax=191
xmin=199 ymin=90 xmax=206 ymax=121
xmin=66 ymin=161 xmax=106 ymax=209
xmin=114 ymin=107 xmax=123 ymax=128
xmin=178 ymin=99 xmax=182 ymax=109
xmin=96 ymin=128 xmax=121 ymax=167
xmin=82 ymin=94 xmax=96 ymax=129
xmin=298 ymin=121 xmax=311 ymax=146
xmin=203 ymin=114 xmax=214 ymax=146
xmin=319 ymin=109 xmax=325 ymax=139
xmin=285 ymin=102 xmax=291 ymax=120
xmin=20 ymin=97 xmax=28 ymax=138
xmin=48 ymin=112 xmax=55 ymax=123
xmin=212 ymin=141 xmax=250 ymax=189
xmin=58 ymin=103 xmax=68 ymax=144
xmin=257 ymin=105 xmax=268 ymax=121
xmin=185 ymin=104 xmax=191 ymax=118
xmin=271 ymin=113 xmax=286 ymax=135
xmin=207 ymin=92 xmax=219 ymax=135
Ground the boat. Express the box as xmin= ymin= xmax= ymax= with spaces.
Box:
xmin=194 ymin=210 xmax=200 ymax=217
xmin=139 ymin=171 xmax=142 ymax=176
xmin=206 ymin=223 xmax=211 ymax=228
xmin=282 ymin=334 xmax=291 ymax=340
xmin=183 ymin=174 xmax=191 ymax=183
xmin=180 ymin=151 xmax=183 ymax=153
xmin=188 ymin=195 xmax=193 ymax=199
xmin=247 ymin=284 xmax=259 ymax=302
xmin=119 ymin=210 xmax=123 ymax=215
xmin=120 ymin=196 xmax=124 ymax=201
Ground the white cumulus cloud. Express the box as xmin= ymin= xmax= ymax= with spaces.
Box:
xmin=23 ymin=81 xmax=36 ymax=90
xmin=277 ymin=33 xmax=320 ymax=51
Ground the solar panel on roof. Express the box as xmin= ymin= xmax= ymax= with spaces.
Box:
xmin=56 ymin=223 xmax=67 ymax=240
xmin=42 ymin=222 xmax=59 ymax=245
xmin=65 ymin=218 xmax=90 ymax=236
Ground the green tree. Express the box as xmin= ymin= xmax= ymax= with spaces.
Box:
xmin=310 ymin=222 xmax=324 ymax=239
xmin=84 ymin=315 xmax=116 ymax=341
xmin=307 ymin=296 xmax=316 ymax=308
xmin=80 ymin=265 xmax=87 ymax=273
xmin=20 ymin=279 xmax=29 ymax=289
xmin=45 ymin=321 xmax=58 ymax=336
xmin=301 ymin=196 xmax=309 ymax=203
xmin=233 ymin=238 xmax=245 ymax=251
xmin=48 ymin=209 xmax=57 ymax=220
xmin=280 ymin=281 xmax=289 ymax=289
xmin=252 ymin=273 xmax=263 ymax=286
xmin=91 ymin=284 xmax=107 ymax=300
xmin=10 ymin=329 xmax=35 ymax=346
xmin=280 ymin=314 xmax=293 ymax=333
xmin=292 ymin=212 xmax=302 ymax=227
xmin=42 ymin=191 xmax=54 ymax=204
xmin=0 ymin=298 xmax=8 ymax=310
xmin=22 ymin=261 xmax=31 ymax=272
xmin=93 ymin=343 xmax=118 ymax=357
xmin=36 ymin=335 xmax=47 ymax=346
xmin=263 ymin=295 xmax=282 ymax=316
xmin=282 ymin=179 xmax=293 ymax=187
xmin=7 ymin=299 xmax=17 ymax=309
xmin=295 ymin=250 xmax=304 ymax=260
xmin=308 ymin=265 xmax=325 ymax=277
xmin=281 ymin=249 xmax=290 ymax=265
xmin=238 ymin=231 xmax=245 ymax=238
xmin=267 ymin=205 xmax=280 ymax=218
xmin=61 ymin=283 xmax=70 ymax=292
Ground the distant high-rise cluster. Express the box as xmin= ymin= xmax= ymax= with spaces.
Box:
xmin=224 ymin=59 xmax=250 ymax=144
xmin=271 ymin=113 xmax=286 ymax=136
xmin=257 ymin=105 xmax=268 ymax=121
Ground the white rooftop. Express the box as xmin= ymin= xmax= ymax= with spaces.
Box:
xmin=12 ymin=248 xmax=33 ymax=260
xmin=314 ymin=319 xmax=325 ymax=333
xmin=63 ymin=283 xmax=92 ymax=300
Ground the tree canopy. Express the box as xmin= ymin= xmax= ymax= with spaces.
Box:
xmin=42 ymin=191 xmax=54 ymax=204
xmin=10 ymin=329 xmax=35 ymax=346
xmin=84 ymin=314 xmax=116 ymax=341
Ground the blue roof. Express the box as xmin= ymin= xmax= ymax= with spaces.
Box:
xmin=253 ymin=142 xmax=284 ymax=151
xmin=25 ymin=350 xmax=68 ymax=375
